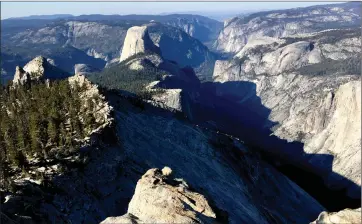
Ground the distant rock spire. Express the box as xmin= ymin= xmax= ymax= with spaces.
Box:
xmin=120 ymin=26 xmax=161 ymax=62
xmin=12 ymin=56 xmax=70 ymax=84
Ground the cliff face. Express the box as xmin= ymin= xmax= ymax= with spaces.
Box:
xmin=148 ymin=22 xmax=217 ymax=81
xmin=118 ymin=23 xmax=217 ymax=81
xmin=211 ymin=26 xmax=361 ymax=197
xmin=304 ymin=81 xmax=361 ymax=197
xmin=120 ymin=26 xmax=161 ymax=62
xmin=160 ymin=15 xmax=223 ymax=45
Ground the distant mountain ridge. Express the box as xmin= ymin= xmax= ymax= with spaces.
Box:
xmin=1 ymin=14 xmax=221 ymax=82
xmin=4 ymin=14 xmax=74 ymax=20
xmin=215 ymin=2 xmax=361 ymax=53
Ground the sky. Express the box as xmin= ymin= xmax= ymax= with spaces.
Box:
xmin=1 ymin=2 xmax=342 ymax=20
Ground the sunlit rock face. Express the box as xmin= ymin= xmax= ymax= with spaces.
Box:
xmin=13 ymin=66 xmax=30 ymax=85
xmin=74 ymin=64 xmax=100 ymax=76
xmin=120 ymin=26 xmax=161 ymax=62
xmin=215 ymin=2 xmax=361 ymax=54
xmin=311 ymin=208 xmax=361 ymax=224
xmin=214 ymin=28 xmax=361 ymax=82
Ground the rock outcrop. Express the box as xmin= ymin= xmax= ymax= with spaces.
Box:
xmin=147 ymin=82 xmax=183 ymax=111
xmin=13 ymin=66 xmax=30 ymax=85
xmin=311 ymin=208 xmax=361 ymax=224
xmin=68 ymin=74 xmax=113 ymax=136
xmin=13 ymin=56 xmax=70 ymax=84
xmin=74 ymin=63 xmax=100 ymax=76
xmin=235 ymin=40 xmax=321 ymax=76
xmin=120 ymin=26 xmax=161 ymax=62
xmin=101 ymin=168 xmax=216 ymax=224
xmin=23 ymin=56 xmax=69 ymax=79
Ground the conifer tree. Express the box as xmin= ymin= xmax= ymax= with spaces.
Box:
xmin=0 ymin=78 xmax=105 ymax=164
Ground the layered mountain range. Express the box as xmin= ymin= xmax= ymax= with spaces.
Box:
xmin=1 ymin=2 xmax=361 ymax=224
xmin=215 ymin=2 xmax=361 ymax=54
xmin=1 ymin=14 xmax=222 ymax=82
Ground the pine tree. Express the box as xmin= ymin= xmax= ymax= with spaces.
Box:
xmin=16 ymin=119 xmax=26 ymax=151
xmin=59 ymin=122 xmax=67 ymax=146
xmin=29 ymin=113 xmax=41 ymax=155
xmin=47 ymin=119 xmax=58 ymax=146
xmin=84 ymin=113 xmax=96 ymax=134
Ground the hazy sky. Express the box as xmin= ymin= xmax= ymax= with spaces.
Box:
xmin=1 ymin=2 xmax=341 ymax=20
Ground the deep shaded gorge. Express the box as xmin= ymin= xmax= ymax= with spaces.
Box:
xmin=259 ymin=152 xmax=361 ymax=212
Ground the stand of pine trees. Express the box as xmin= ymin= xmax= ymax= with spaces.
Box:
xmin=88 ymin=52 xmax=166 ymax=98
xmin=0 ymin=79 xmax=101 ymax=167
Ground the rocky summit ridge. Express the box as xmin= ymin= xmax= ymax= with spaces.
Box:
xmin=13 ymin=56 xmax=70 ymax=84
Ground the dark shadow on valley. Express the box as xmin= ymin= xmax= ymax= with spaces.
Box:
xmin=156 ymin=77 xmax=361 ymax=211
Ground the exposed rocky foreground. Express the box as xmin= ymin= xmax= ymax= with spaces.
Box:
xmin=311 ymin=208 xmax=361 ymax=224
xmin=1 ymin=94 xmax=326 ymax=223
xmin=101 ymin=167 xmax=217 ymax=223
